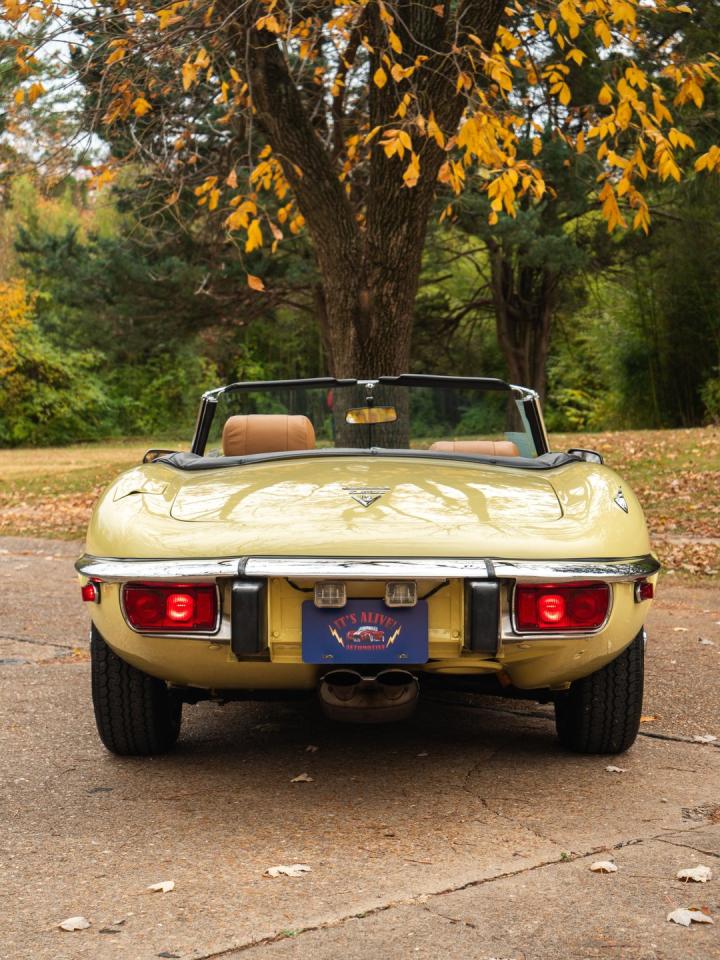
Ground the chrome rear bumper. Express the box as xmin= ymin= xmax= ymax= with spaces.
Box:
xmin=76 ymin=554 xmax=660 ymax=583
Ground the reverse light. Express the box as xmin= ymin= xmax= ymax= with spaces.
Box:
xmin=385 ymin=581 xmax=417 ymax=607
xmin=122 ymin=583 xmax=218 ymax=632
xmin=314 ymin=581 xmax=347 ymax=608
xmin=515 ymin=582 xmax=610 ymax=632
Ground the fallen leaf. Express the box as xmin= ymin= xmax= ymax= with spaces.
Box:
xmin=247 ymin=273 xmax=265 ymax=292
xmin=640 ymin=715 xmax=658 ymax=723
xmin=667 ymin=907 xmax=714 ymax=926
xmin=147 ymin=880 xmax=175 ymax=893
xmin=305 ymin=745 xmax=319 ymax=753
xmin=698 ymin=637 xmax=715 ymax=646
xmin=59 ymin=916 xmax=90 ymax=931
xmin=673 ymin=626 xmax=689 ymax=632
xmin=264 ymin=864 xmax=311 ymax=878
xmin=290 ymin=772 xmax=313 ymax=782
xmin=677 ymin=865 xmax=713 ymax=883
xmin=590 ymin=861 xmax=618 ymax=873
xmin=605 ymin=765 xmax=627 ymax=773
xmin=693 ymin=734 xmax=718 ymax=743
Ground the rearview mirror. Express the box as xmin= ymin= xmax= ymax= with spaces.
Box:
xmin=345 ymin=406 xmax=398 ymax=425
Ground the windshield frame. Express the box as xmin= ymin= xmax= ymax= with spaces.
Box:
xmin=190 ymin=374 xmax=549 ymax=458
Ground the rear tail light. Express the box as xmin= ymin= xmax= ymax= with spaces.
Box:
xmin=122 ymin=583 xmax=218 ymax=632
xmin=81 ymin=581 xmax=101 ymax=604
xmin=634 ymin=579 xmax=654 ymax=603
xmin=515 ymin=582 xmax=610 ymax=632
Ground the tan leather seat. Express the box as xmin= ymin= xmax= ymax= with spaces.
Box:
xmin=222 ymin=414 xmax=316 ymax=456
xmin=429 ymin=440 xmax=520 ymax=457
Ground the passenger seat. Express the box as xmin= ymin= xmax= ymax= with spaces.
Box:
xmin=429 ymin=440 xmax=520 ymax=457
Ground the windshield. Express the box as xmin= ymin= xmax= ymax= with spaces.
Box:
xmin=198 ymin=377 xmax=544 ymax=459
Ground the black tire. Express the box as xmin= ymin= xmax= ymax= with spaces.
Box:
xmin=90 ymin=626 xmax=182 ymax=756
xmin=554 ymin=630 xmax=645 ymax=754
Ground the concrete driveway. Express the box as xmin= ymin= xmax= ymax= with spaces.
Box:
xmin=1 ymin=537 xmax=718 ymax=960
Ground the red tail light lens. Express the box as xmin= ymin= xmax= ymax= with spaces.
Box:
xmin=81 ymin=581 xmax=101 ymax=603
xmin=515 ymin=582 xmax=610 ymax=632
xmin=122 ymin=583 xmax=218 ymax=632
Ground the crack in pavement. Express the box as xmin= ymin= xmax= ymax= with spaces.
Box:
xmin=427 ymin=696 xmax=720 ymax=748
xmin=0 ymin=633 xmax=76 ymax=649
xmin=657 ymin=837 xmax=720 ymax=859
xmin=477 ymin=796 xmax=559 ymax=846
xmin=191 ymin=825 xmax=710 ymax=959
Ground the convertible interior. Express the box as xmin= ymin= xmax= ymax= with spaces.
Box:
xmin=221 ymin=414 xmax=521 ymax=458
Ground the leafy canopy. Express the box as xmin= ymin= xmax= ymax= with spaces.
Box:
xmin=3 ymin=0 xmax=719 ymax=280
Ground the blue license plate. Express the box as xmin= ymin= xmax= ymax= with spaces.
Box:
xmin=301 ymin=598 xmax=428 ymax=664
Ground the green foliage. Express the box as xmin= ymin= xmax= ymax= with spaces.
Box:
xmin=0 ymin=323 xmax=108 ymax=446
xmin=702 ymin=375 xmax=720 ymax=425
xmin=103 ymin=347 xmax=218 ymax=436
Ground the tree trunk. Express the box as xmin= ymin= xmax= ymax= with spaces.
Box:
xmin=489 ymin=246 xmax=557 ymax=401
xmin=242 ymin=0 xmax=508 ymax=379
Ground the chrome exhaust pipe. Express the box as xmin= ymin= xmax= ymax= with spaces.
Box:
xmin=319 ymin=669 xmax=418 ymax=723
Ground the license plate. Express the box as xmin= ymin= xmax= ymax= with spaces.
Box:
xmin=301 ymin=598 xmax=428 ymax=664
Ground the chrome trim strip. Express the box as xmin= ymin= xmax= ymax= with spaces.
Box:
xmin=77 ymin=554 xmax=659 ymax=583
xmin=490 ymin=556 xmax=660 ymax=582
xmin=76 ymin=556 xmax=241 ymax=582
xmin=244 ymin=557 xmax=494 ymax=579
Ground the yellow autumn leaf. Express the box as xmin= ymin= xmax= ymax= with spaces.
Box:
xmin=28 ymin=6 xmax=43 ymax=21
xmin=133 ymin=97 xmax=152 ymax=117
xmin=427 ymin=113 xmax=445 ymax=148
xmin=245 ymin=218 xmax=263 ymax=252
xmin=389 ymin=31 xmax=402 ymax=54
xmin=226 ymin=169 xmax=238 ymax=188
xmin=182 ymin=61 xmax=197 ymax=91
xmin=14 ymin=88 xmax=24 ymax=105
xmin=27 ymin=81 xmax=45 ymax=105
xmin=106 ymin=46 xmax=126 ymax=67
xmin=403 ymin=151 xmax=420 ymax=187
xmin=247 ymin=274 xmax=265 ymax=292
xmin=566 ymin=48 xmax=586 ymax=66
xmin=194 ymin=176 xmax=218 ymax=196
xmin=373 ymin=66 xmax=388 ymax=89
xmin=595 ymin=19 xmax=612 ymax=47
xmin=598 ymin=84 xmax=613 ymax=105
xmin=208 ymin=188 xmax=221 ymax=211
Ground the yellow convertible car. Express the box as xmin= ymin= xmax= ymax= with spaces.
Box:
xmin=77 ymin=375 xmax=658 ymax=756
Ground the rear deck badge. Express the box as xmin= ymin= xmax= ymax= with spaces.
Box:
xmin=342 ymin=486 xmax=389 ymax=508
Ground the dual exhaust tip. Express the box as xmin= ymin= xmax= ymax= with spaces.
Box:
xmin=319 ymin=669 xmax=418 ymax=723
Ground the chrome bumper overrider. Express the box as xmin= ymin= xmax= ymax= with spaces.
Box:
xmin=75 ymin=554 xmax=660 ymax=583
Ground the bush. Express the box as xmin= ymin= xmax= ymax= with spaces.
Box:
xmin=0 ymin=326 xmax=109 ymax=446
xmin=105 ymin=346 xmax=218 ymax=437
xmin=702 ymin=375 xmax=720 ymax=425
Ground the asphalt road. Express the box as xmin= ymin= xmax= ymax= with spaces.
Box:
xmin=1 ymin=536 xmax=719 ymax=960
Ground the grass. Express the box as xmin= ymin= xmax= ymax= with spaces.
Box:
xmin=0 ymin=427 xmax=717 ymax=577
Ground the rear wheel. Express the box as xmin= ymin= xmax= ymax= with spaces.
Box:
xmin=554 ymin=630 xmax=645 ymax=754
xmin=90 ymin=626 xmax=182 ymax=756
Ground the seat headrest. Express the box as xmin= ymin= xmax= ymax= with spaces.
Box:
xmin=429 ymin=440 xmax=520 ymax=457
xmin=222 ymin=414 xmax=316 ymax=456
